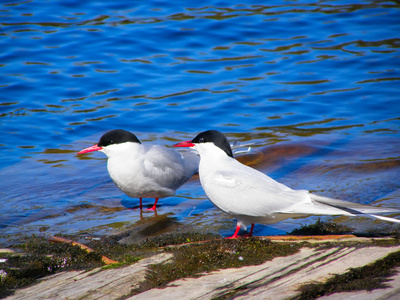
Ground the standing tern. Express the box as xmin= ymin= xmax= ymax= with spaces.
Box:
xmin=174 ymin=130 xmax=400 ymax=238
xmin=77 ymin=129 xmax=199 ymax=210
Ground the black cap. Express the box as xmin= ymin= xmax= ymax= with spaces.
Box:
xmin=191 ymin=130 xmax=233 ymax=158
xmin=98 ymin=129 xmax=141 ymax=147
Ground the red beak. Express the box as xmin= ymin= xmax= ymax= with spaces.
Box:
xmin=77 ymin=144 xmax=103 ymax=155
xmin=173 ymin=140 xmax=195 ymax=147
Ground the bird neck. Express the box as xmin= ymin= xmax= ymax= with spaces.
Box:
xmin=198 ymin=147 xmax=232 ymax=174
xmin=102 ymin=142 xmax=143 ymax=160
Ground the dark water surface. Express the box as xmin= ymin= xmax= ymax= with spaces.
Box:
xmin=1 ymin=0 xmax=400 ymax=245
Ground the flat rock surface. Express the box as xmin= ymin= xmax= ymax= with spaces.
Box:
xmin=6 ymin=253 xmax=173 ymax=300
xmin=129 ymin=245 xmax=400 ymax=300
xmin=5 ymin=239 xmax=400 ymax=300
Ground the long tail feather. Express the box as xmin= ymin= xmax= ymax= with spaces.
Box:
xmin=309 ymin=193 xmax=400 ymax=223
xmin=310 ymin=194 xmax=400 ymax=214
xmin=367 ymin=214 xmax=400 ymax=224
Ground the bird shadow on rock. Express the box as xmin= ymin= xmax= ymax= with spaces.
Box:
xmin=113 ymin=213 xmax=182 ymax=245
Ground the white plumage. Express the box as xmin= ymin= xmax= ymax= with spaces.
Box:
xmin=78 ymin=129 xmax=199 ymax=210
xmin=175 ymin=130 xmax=400 ymax=238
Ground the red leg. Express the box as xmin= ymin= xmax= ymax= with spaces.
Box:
xmin=243 ymin=224 xmax=255 ymax=237
xmin=249 ymin=223 xmax=255 ymax=236
xmin=225 ymin=224 xmax=241 ymax=239
xmin=147 ymin=198 xmax=158 ymax=211
xmin=139 ymin=198 xmax=143 ymax=210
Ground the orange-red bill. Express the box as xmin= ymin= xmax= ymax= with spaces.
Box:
xmin=77 ymin=144 xmax=103 ymax=155
xmin=173 ymin=140 xmax=195 ymax=147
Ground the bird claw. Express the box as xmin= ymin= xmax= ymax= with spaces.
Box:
xmin=242 ymin=233 xmax=253 ymax=238
xmin=224 ymin=233 xmax=252 ymax=239
xmin=225 ymin=235 xmax=239 ymax=239
xmin=225 ymin=224 xmax=254 ymax=239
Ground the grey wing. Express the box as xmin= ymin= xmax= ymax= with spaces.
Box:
xmin=205 ymin=160 xmax=362 ymax=217
xmin=203 ymin=161 xmax=308 ymax=217
xmin=178 ymin=148 xmax=199 ymax=177
xmin=143 ymin=145 xmax=193 ymax=190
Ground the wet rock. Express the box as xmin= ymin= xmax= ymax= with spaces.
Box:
xmin=128 ymin=245 xmax=400 ymax=300
xmin=5 ymin=253 xmax=173 ymax=300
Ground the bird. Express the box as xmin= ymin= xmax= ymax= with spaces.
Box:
xmin=174 ymin=130 xmax=400 ymax=238
xmin=77 ymin=129 xmax=199 ymax=210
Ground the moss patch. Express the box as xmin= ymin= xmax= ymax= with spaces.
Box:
xmin=294 ymin=249 xmax=400 ymax=300
xmin=137 ymin=232 xmax=220 ymax=247
xmin=0 ymin=236 xmax=106 ymax=298
xmin=288 ymin=219 xmax=354 ymax=236
xmin=131 ymin=237 xmax=302 ymax=295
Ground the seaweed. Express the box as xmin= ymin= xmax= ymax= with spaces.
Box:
xmin=288 ymin=219 xmax=354 ymax=236
xmin=0 ymin=235 xmax=105 ymax=298
xmin=131 ymin=237 xmax=301 ymax=295
xmin=294 ymin=249 xmax=400 ymax=299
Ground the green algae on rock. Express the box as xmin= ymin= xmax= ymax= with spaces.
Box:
xmin=131 ymin=237 xmax=302 ymax=295
xmin=0 ymin=236 xmax=105 ymax=298
xmin=294 ymin=249 xmax=400 ymax=299
xmin=288 ymin=219 xmax=354 ymax=236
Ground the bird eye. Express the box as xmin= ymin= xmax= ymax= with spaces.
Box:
xmin=199 ymin=137 xmax=205 ymax=143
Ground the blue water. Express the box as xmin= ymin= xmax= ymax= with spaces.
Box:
xmin=1 ymin=0 xmax=400 ymax=244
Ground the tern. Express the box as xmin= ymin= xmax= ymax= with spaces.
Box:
xmin=175 ymin=130 xmax=400 ymax=238
xmin=78 ymin=129 xmax=199 ymax=210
